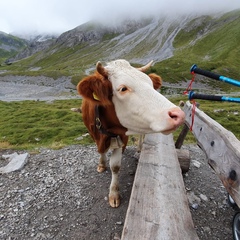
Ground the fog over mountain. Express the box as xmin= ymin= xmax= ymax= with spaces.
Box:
xmin=1 ymin=0 xmax=240 ymax=35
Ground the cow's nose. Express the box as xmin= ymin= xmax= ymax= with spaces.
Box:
xmin=168 ymin=107 xmax=185 ymax=127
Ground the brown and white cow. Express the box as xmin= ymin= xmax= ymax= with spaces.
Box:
xmin=77 ymin=59 xmax=185 ymax=207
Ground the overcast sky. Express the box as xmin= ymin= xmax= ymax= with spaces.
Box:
xmin=1 ymin=0 xmax=240 ymax=35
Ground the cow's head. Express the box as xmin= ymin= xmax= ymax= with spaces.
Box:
xmin=78 ymin=59 xmax=185 ymax=135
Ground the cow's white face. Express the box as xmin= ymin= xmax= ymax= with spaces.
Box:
xmin=105 ymin=59 xmax=185 ymax=135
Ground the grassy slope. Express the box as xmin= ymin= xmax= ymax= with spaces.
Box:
xmin=1 ymin=11 xmax=240 ymax=89
xmin=0 ymin=97 xmax=240 ymax=150
xmin=4 ymin=13 xmax=240 ymax=68
xmin=0 ymin=99 xmax=94 ymax=150
xmin=0 ymin=34 xmax=27 ymax=63
xmin=153 ymin=11 xmax=240 ymax=92
xmin=1 ymin=11 xmax=240 ymax=149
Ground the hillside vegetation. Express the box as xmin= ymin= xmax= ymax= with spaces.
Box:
xmin=0 ymin=97 xmax=239 ymax=150
xmin=0 ymin=10 xmax=240 ymax=90
xmin=156 ymin=11 xmax=240 ymax=90
xmin=0 ymin=32 xmax=27 ymax=63
xmin=1 ymin=10 xmax=240 ymax=150
xmin=0 ymin=99 xmax=90 ymax=150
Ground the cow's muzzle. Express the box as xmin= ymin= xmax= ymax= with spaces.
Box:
xmin=161 ymin=107 xmax=185 ymax=135
xmin=168 ymin=107 xmax=185 ymax=126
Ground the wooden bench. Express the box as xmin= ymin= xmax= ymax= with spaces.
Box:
xmin=121 ymin=133 xmax=199 ymax=240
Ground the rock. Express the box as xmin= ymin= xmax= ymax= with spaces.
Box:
xmin=191 ymin=203 xmax=199 ymax=210
xmin=116 ymin=221 xmax=123 ymax=225
xmin=211 ymin=211 xmax=216 ymax=217
xmin=200 ymin=193 xmax=208 ymax=202
xmin=82 ymin=133 xmax=89 ymax=137
xmin=0 ymin=153 xmax=29 ymax=173
xmin=187 ymin=191 xmax=201 ymax=205
xmin=202 ymin=226 xmax=211 ymax=234
xmin=113 ymin=233 xmax=121 ymax=240
xmin=75 ymin=136 xmax=83 ymax=141
xmin=192 ymin=160 xmax=201 ymax=168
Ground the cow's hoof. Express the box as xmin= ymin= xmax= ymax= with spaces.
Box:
xmin=109 ymin=194 xmax=120 ymax=208
xmin=97 ymin=164 xmax=106 ymax=173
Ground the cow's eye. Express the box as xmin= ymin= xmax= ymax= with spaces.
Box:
xmin=118 ymin=85 xmax=128 ymax=92
xmin=120 ymin=87 xmax=128 ymax=92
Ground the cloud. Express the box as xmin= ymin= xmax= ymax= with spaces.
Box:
xmin=0 ymin=0 xmax=240 ymax=34
xmin=0 ymin=0 xmax=90 ymax=34
xmin=92 ymin=0 xmax=240 ymax=21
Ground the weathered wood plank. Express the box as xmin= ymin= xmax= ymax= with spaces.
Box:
xmin=184 ymin=101 xmax=240 ymax=207
xmin=176 ymin=149 xmax=190 ymax=173
xmin=175 ymin=123 xmax=190 ymax=149
xmin=121 ymin=133 xmax=198 ymax=240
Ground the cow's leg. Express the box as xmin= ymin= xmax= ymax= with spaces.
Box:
xmin=97 ymin=153 xmax=107 ymax=173
xmin=109 ymin=148 xmax=122 ymax=208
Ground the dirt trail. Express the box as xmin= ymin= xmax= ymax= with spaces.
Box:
xmin=0 ymin=144 xmax=236 ymax=240
xmin=0 ymin=75 xmax=77 ymax=102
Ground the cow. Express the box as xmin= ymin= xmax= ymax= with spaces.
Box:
xmin=77 ymin=59 xmax=185 ymax=207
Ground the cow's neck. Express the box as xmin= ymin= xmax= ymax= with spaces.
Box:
xmin=94 ymin=105 xmax=118 ymax=137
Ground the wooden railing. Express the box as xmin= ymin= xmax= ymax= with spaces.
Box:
xmin=121 ymin=133 xmax=199 ymax=240
xmin=121 ymin=101 xmax=240 ymax=239
xmin=183 ymin=101 xmax=240 ymax=207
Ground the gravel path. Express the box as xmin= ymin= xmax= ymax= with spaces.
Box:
xmin=0 ymin=145 xmax=138 ymax=240
xmin=0 ymin=75 xmax=77 ymax=102
xmin=0 ymin=75 xmax=217 ymax=102
xmin=0 ymin=144 xmax=236 ymax=240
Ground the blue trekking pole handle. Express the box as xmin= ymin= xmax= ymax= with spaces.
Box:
xmin=190 ymin=64 xmax=240 ymax=88
xmin=188 ymin=91 xmax=240 ymax=103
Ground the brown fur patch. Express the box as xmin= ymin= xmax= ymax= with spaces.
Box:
xmin=77 ymin=72 xmax=113 ymax=107
xmin=112 ymin=165 xmax=120 ymax=174
xmin=148 ymin=73 xmax=162 ymax=90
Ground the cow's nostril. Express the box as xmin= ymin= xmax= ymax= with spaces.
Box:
xmin=168 ymin=108 xmax=185 ymax=125
xmin=169 ymin=111 xmax=178 ymax=120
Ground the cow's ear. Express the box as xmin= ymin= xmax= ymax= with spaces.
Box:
xmin=77 ymin=72 xmax=113 ymax=106
xmin=148 ymin=73 xmax=162 ymax=90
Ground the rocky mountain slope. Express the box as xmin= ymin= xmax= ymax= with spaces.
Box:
xmin=0 ymin=32 xmax=27 ymax=63
xmin=1 ymin=9 xmax=240 ymax=87
xmin=11 ymin=38 xmax=55 ymax=62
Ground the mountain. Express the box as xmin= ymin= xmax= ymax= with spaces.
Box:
xmin=5 ymin=33 xmax=58 ymax=62
xmin=12 ymin=32 xmax=58 ymax=42
xmin=0 ymin=32 xmax=27 ymax=63
xmin=11 ymin=38 xmax=56 ymax=62
xmin=1 ymin=9 xmax=240 ymax=89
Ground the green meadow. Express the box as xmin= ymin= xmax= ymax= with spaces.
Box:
xmin=0 ymin=97 xmax=239 ymax=150
xmin=1 ymin=10 xmax=240 ymax=150
xmin=0 ymin=99 xmax=92 ymax=150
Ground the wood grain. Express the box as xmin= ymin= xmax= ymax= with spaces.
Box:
xmin=121 ymin=133 xmax=198 ymax=240
xmin=184 ymin=101 xmax=240 ymax=207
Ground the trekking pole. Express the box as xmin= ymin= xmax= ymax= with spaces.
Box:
xmin=188 ymin=91 xmax=240 ymax=103
xmin=190 ymin=64 xmax=240 ymax=88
